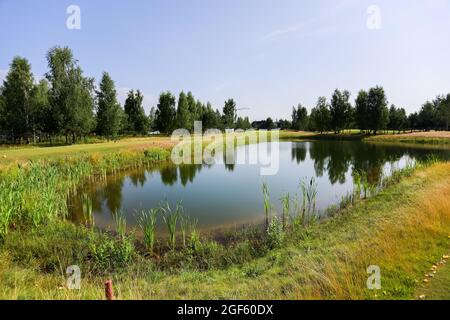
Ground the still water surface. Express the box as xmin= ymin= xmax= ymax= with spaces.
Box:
xmin=69 ymin=141 xmax=449 ymax=232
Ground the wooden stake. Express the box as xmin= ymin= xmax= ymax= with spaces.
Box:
xmin=105 ymin=279 xmax=114 ymax=300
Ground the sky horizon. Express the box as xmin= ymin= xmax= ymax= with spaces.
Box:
xmin=1 ymin=0 xmax=450 ymax=120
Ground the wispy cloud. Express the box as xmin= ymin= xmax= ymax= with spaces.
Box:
xmin=261 ymin=1 xmax=354 ymax=41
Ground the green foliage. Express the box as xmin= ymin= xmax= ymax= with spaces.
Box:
xmin=280 ymin=193 xmax=290 ymax=231
xmin=355 ymin=90 xmax=369 ymax=132
xmin=136 ymin=209 xmax=158 ymax=253
xmin=124 ymin=90 xmax=149 ymax=135
xmin=330 ymin=89 xmax=352 ymax=133
xmin=235 ymin=116 xmax=252 ymax=130
xmin=388 ymin=105 xmax=408 ymax=133
xmin=310 ymin=97 xmax=331 ymax=133
xmin=223 ymin=98 xmax=237 ymax=129
xmin=161 ymin=202 xmax=182 ymax=249
xmin=262 ymin=182 xmax=271 ymax=230
xmin=291 ymin=104 xmax=309 ymax=131
xmin=176 ymin=91 xmax=192 ymax=131
xmin=96 ymin=72 xmax=123 ymax=139
xmin=113 ymin=210 xmax=127 ymax=240
xmin=2 ymin=56 xmax=35 ymax=142
xmin=266 ymin=217 xmax=284 ymax=249
xmin=46 ymin=46 xmax=95 ymax=143
xmin=155 ymin=91 xmax=177 ymax=134
xmin=2 ymin=222 xmax=92 ymax=273
xmin=367 ymin=86 xmax=389 ymax=134
xmin=0 ymin=148 xmax=170 ymax=239
xmin=88 ymin=233 xmax=135 ymax=273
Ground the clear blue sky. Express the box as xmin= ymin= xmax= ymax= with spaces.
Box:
xmin=1 ymin=0 xmax=449 ymax=119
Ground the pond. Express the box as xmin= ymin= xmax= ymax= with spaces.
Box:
xmin=69 ymin=140 xmax=450 ymax=233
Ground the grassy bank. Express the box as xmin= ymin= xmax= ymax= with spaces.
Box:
xmin=365 ymin=131 xmax=450 ymax=145
xmin=1 ymin=159 xmax=449 ymax=299
xmin=0 ymin=136 xmax=175 ymax=167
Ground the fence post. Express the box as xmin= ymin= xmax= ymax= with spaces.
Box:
xmin=105 ymin=279 xmax=114 ymax=300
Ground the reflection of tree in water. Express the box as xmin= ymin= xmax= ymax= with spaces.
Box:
xmin=224 ymin=150 xmax=236 ymax=172
xmin=291 ymin=142 xmax=307 ymax=164
xmin=303 ymin=141 xmax=447 ymax=186
xmin=68 ymin=173 xmax=126 ymax=223
xmin=179 ymin=164 xmax=203 ymax=186
xmin=102 ymin=174 xmax=125 ymax=213
xmin=129 ymin=170 xmax=147 ymax=187
xmin=160 ymin=165 xmax=178 ymax=186
xmin=308 ymin=141 xmax=351 ymax=184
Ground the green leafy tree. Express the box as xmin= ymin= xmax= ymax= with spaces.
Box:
xmin=330 ymin=89 xmax=352 ymax=133
xmin=0 ymin=88 xmax=5 ymax=133
xmin=367 ymin=86 xmax=389 ymax=134
xmin=201 ymin=102 xmax=221 ymax=130
xmin=277 ymin=119 xmax=292 ymax=130
xmin=418 ymin=101 xmax=438 ymax=131
xmin=96 ymin=72 xmax=123 ymax=140
xmin=31 ymin=79 xmax=51 ymax=142
xmin=186 ymin=91 xmax=198 ymax=129
xmin=155 ymin=91 xmax=176 ymax=134
xmin=223 ymin=98 xmax=237 ymax=129
xmin=265 ymin=117 xmax=276 ymax=130
xmin=46 ymin=46 xmax=95 ymax=143
xmin=2 ymin=57 xmax=35 ymax=143
xmin=408 ymin=112 xmax=419 ymax=132
xmin=236 ymin=116 xmax=252 ymax=130
xmin=176 ymin=91 xmax=191 ymax=130
xmin=148 ymin=106 xmax=157 ymax=131
xmin=355 ymin=90 xmax=369 ymax=133
xmin=309 ymin=97 xmax=331 ymax=133
xmin=387 ymin=105 xmax=408 ymax=133
xmin=291 ymin=104 xmax=309 ymax=130
xmin=437 ymin=94 xmax=450 ymax=131
xmin=124 ymin=90 xmax=149 ymax=135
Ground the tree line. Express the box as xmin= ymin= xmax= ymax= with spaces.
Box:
xmin=273 ymin=87 xmax=450 ymax=134
xmin=2 ymin=46 xmax=449 ymax=144
xmin=0 ymin=46 xmax=251 ymax=144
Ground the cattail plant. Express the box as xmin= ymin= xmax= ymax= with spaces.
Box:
xmin=262 ymin=182 xmax=271 ymax=231
xmin=300 ymin=177 xmax=318 ymax=226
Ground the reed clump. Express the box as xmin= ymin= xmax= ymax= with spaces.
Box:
xmin=0 ymin=148 xmax=170 ymax=240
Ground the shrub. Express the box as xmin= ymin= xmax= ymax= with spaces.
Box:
xmin=88 ymin=234 xmax=135 ymax=273
xmin=266 ymin=217 xmax=285 ymax=249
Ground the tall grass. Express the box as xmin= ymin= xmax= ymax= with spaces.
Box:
xmin=0 ymin=148 xmax=170 ymax=240
xmin=280 ymin=193 xmax=290 ymax=231
xmin=300 ymin=177 xmax=318 ymax=226
xmin=136 ymin=209 xmax=159 ymax=253
xmin=113 ymin=210 xmax=127 ymax=240
xmin=161 ymin=202 xmax=182 ymax=249
xmin=262 ymin=182 xmax=271 ymax=230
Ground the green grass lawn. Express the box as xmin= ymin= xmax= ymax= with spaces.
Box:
xmin=0 ymin=136 xmax=174 ymax=167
